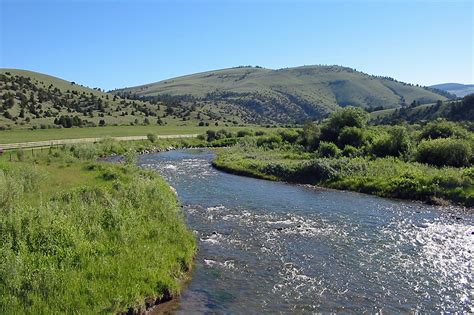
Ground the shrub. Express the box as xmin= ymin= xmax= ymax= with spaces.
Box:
xmin=419 ymin=120 xmax=466 ymax=140
xmin=342 ymin=145 xmax=359 ymax=157
xmin=256 ymin=135 xmax=283 ymax=149
xmin=301 ymin=122 xmax=321 ymax=150
xmin=338 ymin=127 xmax=365 ymax=148
xmin=197 ymin=134 xmax=206 ymax=141
xmin=294 ymin=158 xmax=341 ymax=182
xmin=415 ymin=138 xmax=472 ymax=167
xmin=371 ymin=126 xmax=411 ymax=158
xmin=69 ymin=144 xmax=100 ymax=160
xmin=16 ymin=150 xmax=25 ymax=161
xmin=262 ymin=162 xmax=298 ymax=179
xmin=147 ymin=133 xmax=157 ymax=143
xmin=216 ymin=129 xmax=233 ymax=139
xmin=123 ymin=150 xmax=138 ymax=165
xmin=277 ymin=129 xmax=299 ymax=144
xmin=210 ymin=137 xmax=238 ymax=147
xmin=320 ymin=107 xmax=369 ymax=142
xmin=237 ymin=130 xmax=253 ymax=137
xmin=317 ymin=141 xmax=341 ymax=158
xmin=206 ymin=130 xmax=217 ymax=141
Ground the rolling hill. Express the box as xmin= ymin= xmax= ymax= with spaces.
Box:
xmin=371 ymin=94 xmax=474 ymax=124
xmin=429 ymin=83 xmax=474 ymax=98
xmin=113 ymin=65 xmax=451 ymax=123
xmin=0 ymin=66 xmax=453 ymax=130
xmin=0 ymin=69 xmax=244 ymax=130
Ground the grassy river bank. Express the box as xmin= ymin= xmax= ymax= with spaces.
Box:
xmin=211 ymin=109 xmax=473 ymax=208
xmin=0 ymin=138 xmax=206 ymax=313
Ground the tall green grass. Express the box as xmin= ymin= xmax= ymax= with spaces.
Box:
xmin=0 ymin=141 xmax=196 ymax=313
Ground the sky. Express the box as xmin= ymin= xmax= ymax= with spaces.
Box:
xmin=1 ymin=0 xmax=473 ymax=90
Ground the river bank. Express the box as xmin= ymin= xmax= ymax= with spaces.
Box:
xmin=212 ymin=146 xmax=474 ymax=208
xmin=0 ymin=139 xmax=198 ymax=313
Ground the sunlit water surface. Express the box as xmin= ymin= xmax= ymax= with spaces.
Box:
xmin=137 ymin=150 xmax=473 ymax=313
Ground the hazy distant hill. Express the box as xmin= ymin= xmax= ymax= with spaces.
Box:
xmin=430 ymin=83 xmax=474 ymax=98
xmin=114 ymin=65 xmax=450 ymax=123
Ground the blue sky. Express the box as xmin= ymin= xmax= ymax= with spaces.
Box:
xmin=1 ymin=0 xmax=472 ymax=90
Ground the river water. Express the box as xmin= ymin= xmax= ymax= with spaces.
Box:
xmin=138 ymin=149 xmax=473 ymax=313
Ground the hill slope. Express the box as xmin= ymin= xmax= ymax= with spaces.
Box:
xmin=114 ymin=65 xmax=450 ymax=123
xmin=371 ymin=95 xmax=474 ymax=124
xmin=0 ymin=69 xmax=245 ymax=129
xmin=430 ymin=83 xmax=474 ymax=98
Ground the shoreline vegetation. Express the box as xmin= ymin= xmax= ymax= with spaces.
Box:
xmin=208 ymin=107 xmax=473 ymax=208
xmin=0 ymin=138 xmax=206 ymax=313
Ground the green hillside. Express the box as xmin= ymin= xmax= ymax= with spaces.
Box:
xmin=371 ymin=95 xmax=474 ymax=124
xmin=113 ymin=65 xmax=450 ymax=123
xmin=0 ymin=69 xmax=245 ymax=130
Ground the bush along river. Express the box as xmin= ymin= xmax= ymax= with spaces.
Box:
xmin=137 ymin=149 xmax=473 ymax=313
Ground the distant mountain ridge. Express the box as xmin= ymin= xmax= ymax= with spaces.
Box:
xmin=429 ymin=83 xmax=474 ymax=98
xmin=113 ymin=65 xmax=451 ymax=123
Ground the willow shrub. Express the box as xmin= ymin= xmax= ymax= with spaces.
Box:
xmin=415 ymin=138 xmax=472 ymax=167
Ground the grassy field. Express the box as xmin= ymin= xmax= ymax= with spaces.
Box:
xmin=0 ymin=125 xmax=262 ymax=144
xmin=0 ymin=139 xmax=197 ymax=313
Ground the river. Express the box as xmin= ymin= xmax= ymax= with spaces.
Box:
xmin=138 ymin=149 xmax=473 ymax=313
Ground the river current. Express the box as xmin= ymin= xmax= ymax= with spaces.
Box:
xmin=138 ymin=149 xmax=473 ymax=313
